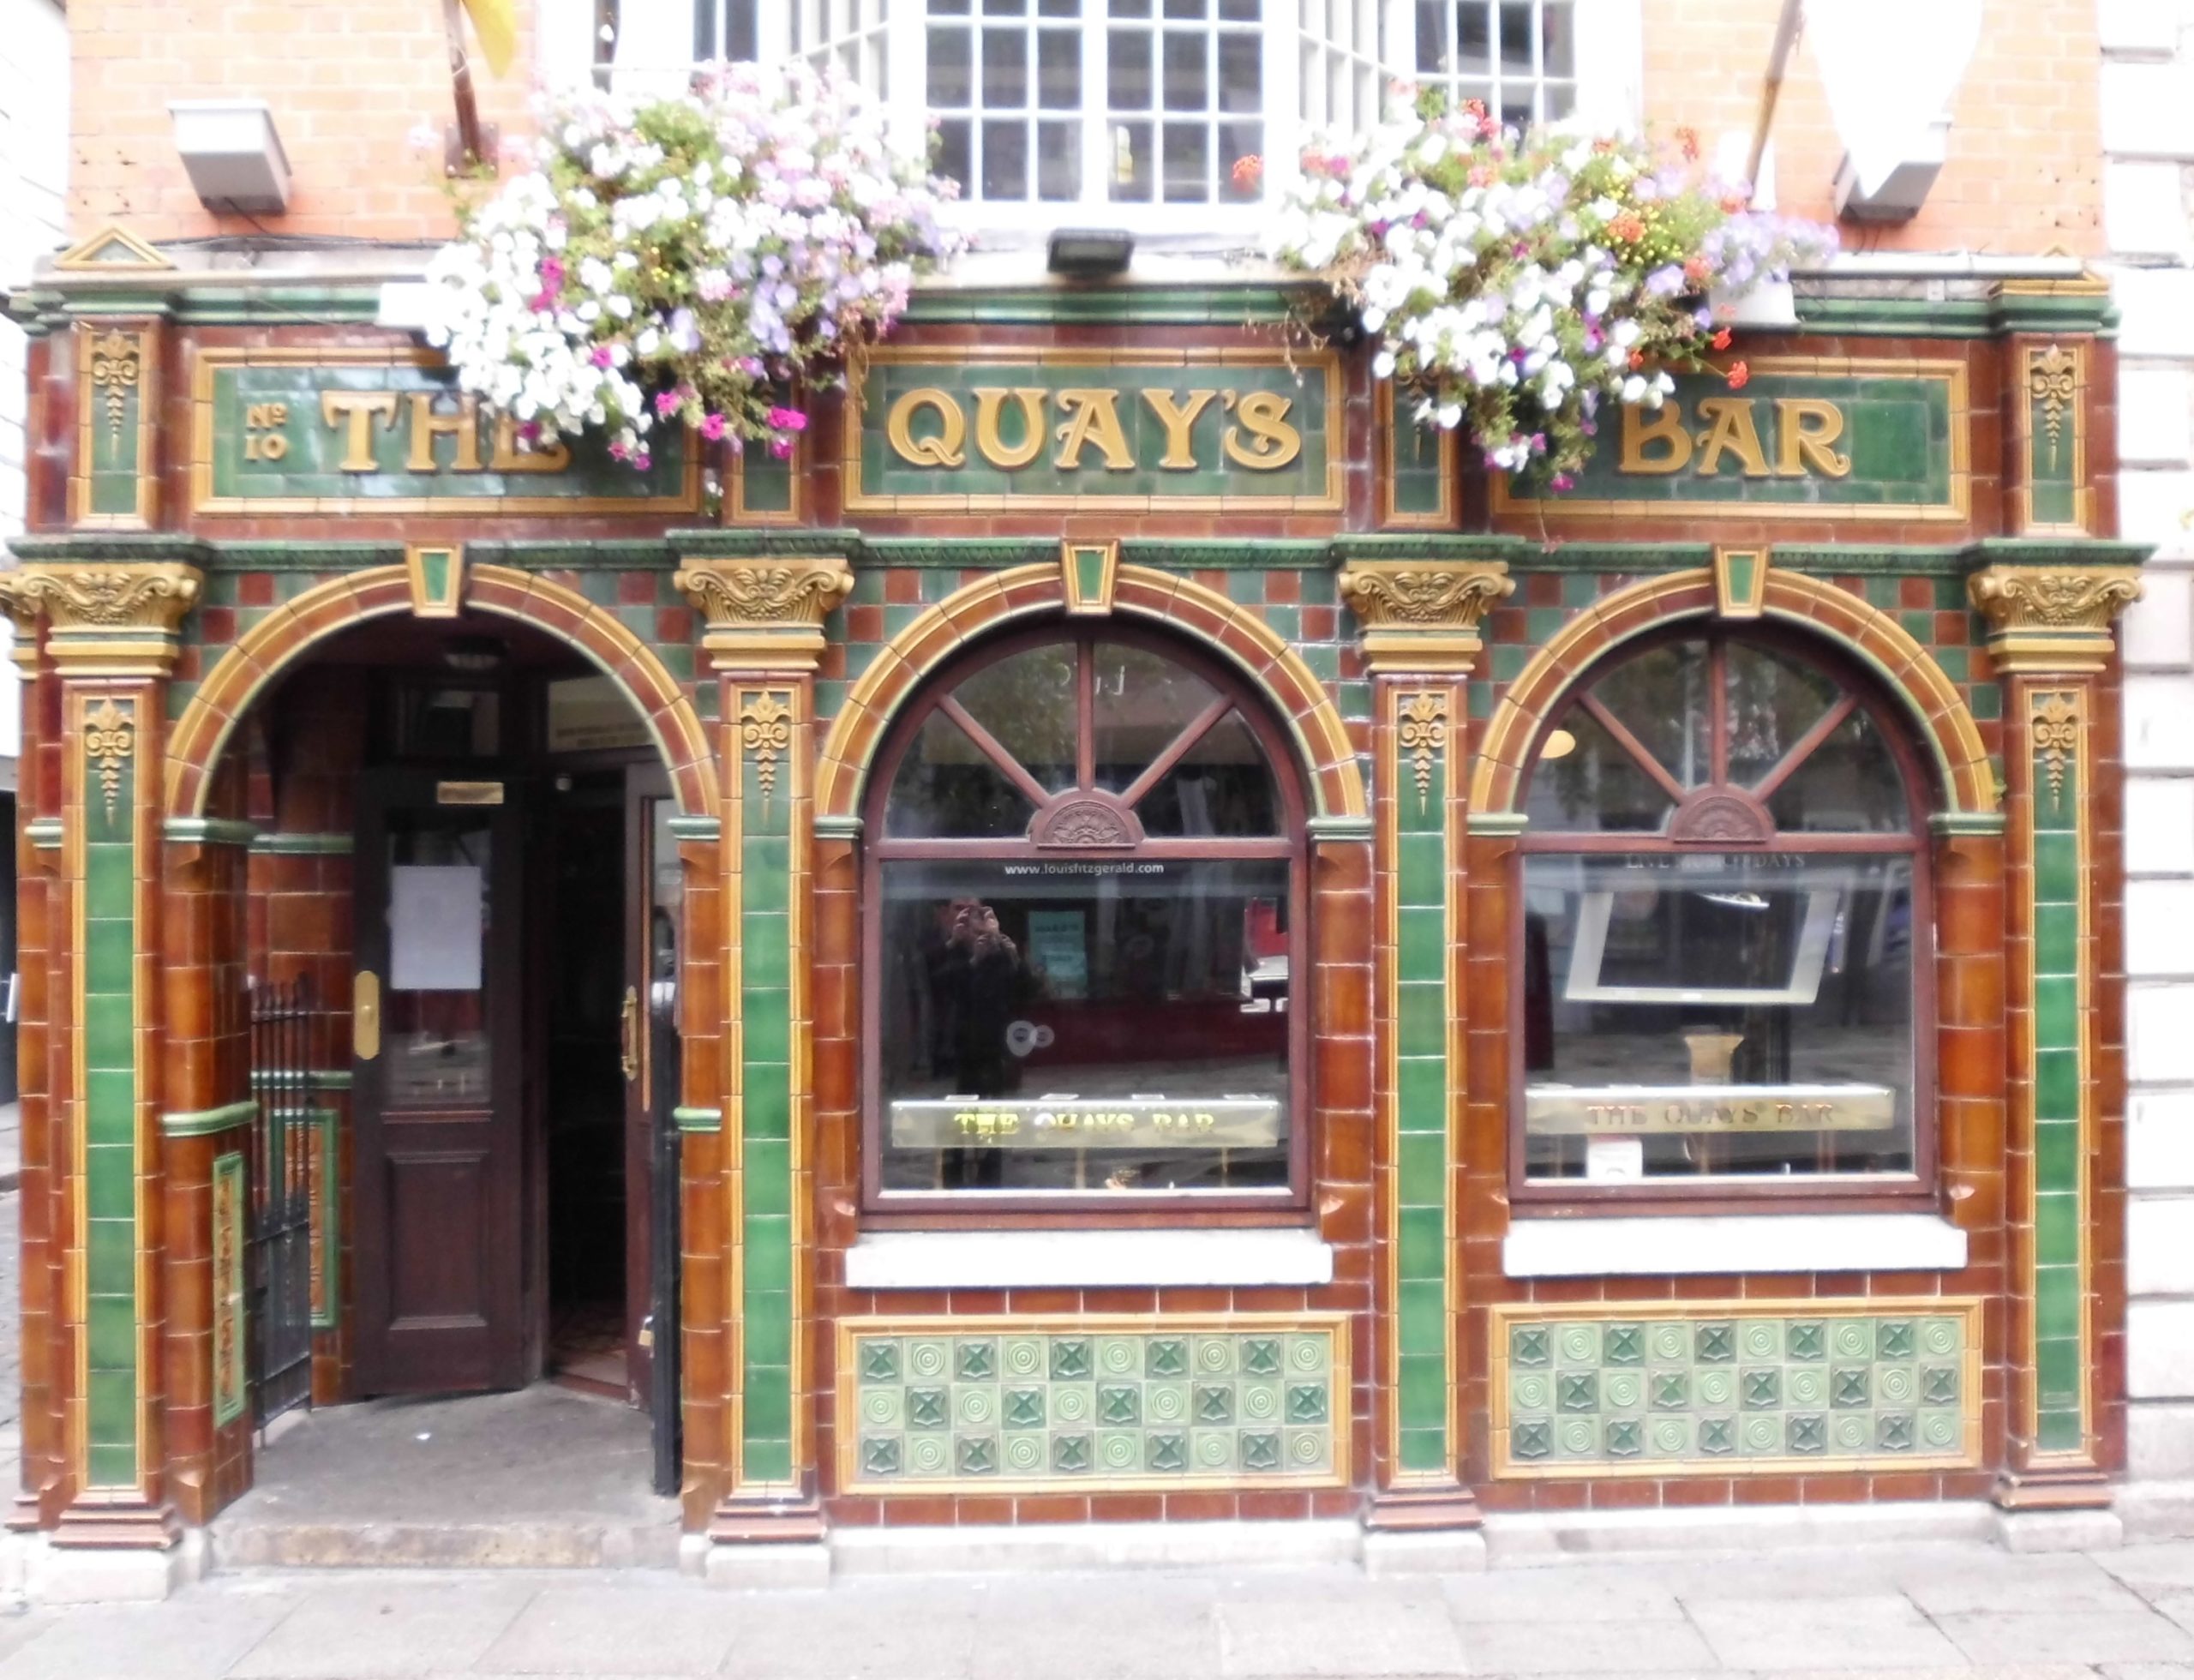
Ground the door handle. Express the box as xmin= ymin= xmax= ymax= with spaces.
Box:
xmin=620 ymin=986 xmax=641 ymax=1084
xmin=355 ymin=970 xmax=381 ymax=1061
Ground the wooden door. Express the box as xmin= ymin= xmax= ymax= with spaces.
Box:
xmin=623 ymin=768 xmax=682 ymax=1492
xmin=353 ymin=769 xmax=527 ymax=1395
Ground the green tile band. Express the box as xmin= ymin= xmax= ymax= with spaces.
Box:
xmin=841 ymin=1319 xmax=1349 ymax=1492
xmin=81 ymin=695 xmax=141 ymax=1487
xmin=160 ymin=1099 xmax=258 ymax=1138
xmin=1391 ymin=687 xmax=1455 ymax=1479
xmin=2029 ymin=689 xmax=2088 ymax=1455
xmin=735 ymin=687 xmax=799 ymax=1491
xmin=312 ymin=1107 xmax=340 ymax=1332
xmin=1493 ymin=1305 xmax=1981 ymax=1476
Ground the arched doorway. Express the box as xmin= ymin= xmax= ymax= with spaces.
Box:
xmin=205 ymin=603 xmax=691 ymax=1502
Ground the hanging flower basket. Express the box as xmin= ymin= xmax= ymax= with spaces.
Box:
xmin=423 ymin=62 xmax=961 ymax=469
xmin=1268 ymin=93 xmax=1834 ymax=489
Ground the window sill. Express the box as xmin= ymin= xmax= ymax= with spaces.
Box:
xmin=1502 ymin=1212 xmax=1968 ymax=1278
xmin=842 ymin=1227 xmax=1334 ymax=1292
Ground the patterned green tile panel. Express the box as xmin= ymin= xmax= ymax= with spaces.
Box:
xmin=1497 ymin=1310 xmax=1976 ymax=1474
xmin=845 ymin=1322 xmax=1346 ymax=1491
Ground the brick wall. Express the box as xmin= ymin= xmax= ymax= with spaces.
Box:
xmin=1645 ymin=0 xmax=2104 ymax=256
xmin=63 ymin=1 xmax=2102 ymax=256
xmin=66 ymin=0 xmax=539 ymax=243
xmin=2100 ymin=0 xmax=2194 ymax=1520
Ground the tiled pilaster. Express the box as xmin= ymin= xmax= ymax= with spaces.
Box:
xmin=1971 ymin=562 xmax=2142 ymax=1505
xmin=0 ymin=561 xmax=201 ymax=1546
xmin=678 ymin=555 xmax=852 ymax=1545
xmin=1340 ymin=556 xmax=1513 ymax=1530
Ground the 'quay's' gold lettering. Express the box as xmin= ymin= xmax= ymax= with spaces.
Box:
xmin=971 ymin=387 xmax=1048 ymax=469
xmin=877 ymin=384 xmax=1306 ymax=477
xmin=884 ymin=387 xmax=968 ymax=467
xmin=1140 ymin=388 xmax=1217 ymax=469
xmin=1052 ymin=388 xmax=1136 ymax=471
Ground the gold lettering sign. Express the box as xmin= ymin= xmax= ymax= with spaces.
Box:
xmin=1498 ymin=357 xmax=1963 ymax=523
xmin=193 ymin=347 xmax=695 ymax=515
xmin=846 ymin=347 xmax=1342 ymax=513
xmin=890 ymin=1095 xmax=1283 ymax=1149
xmin=1526 ymin=1083 xmax=1897 ymax=1135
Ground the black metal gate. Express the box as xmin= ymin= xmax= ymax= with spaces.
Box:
xmin=247 ymin=975 xmax=321 ymax=1425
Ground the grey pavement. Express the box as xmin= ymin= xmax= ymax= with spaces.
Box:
xmin=0 ymin=1539 xmax=2190 ymax=1678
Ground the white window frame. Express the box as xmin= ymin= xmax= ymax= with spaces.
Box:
xmin=572 ymin=0 xmax=1642 ymax=243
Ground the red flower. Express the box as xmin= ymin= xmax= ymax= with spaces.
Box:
xmin=1684 ymin=255 xmax=1713 ymax=285
xmin=1711 ymin=327 xmax=1733 ymax=351
xmin=1726 ymin=360 xmax=1751 ymax=390
xmin=1231 ymin=153 xmax=1264 ymax=189
xmin=1609 ymin=212 xmax=1646 ymax=243
xmin=1628 ymin=349 xmax=1646 ymax=371
xmin=1674 ymin=125 xmax=1700 ymax=162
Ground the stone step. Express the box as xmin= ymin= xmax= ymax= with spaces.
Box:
xmin=208 ymin=1516 xmax=685 ymax=1572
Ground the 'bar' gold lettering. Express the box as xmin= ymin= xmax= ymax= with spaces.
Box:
xmin=1773 ymin=398 xmax=1852 ymax=478
xmin=1693 ymin=397 xmax=1772 ymax=478
xmin=1619 ymin=399 xmax=1692 ymax=473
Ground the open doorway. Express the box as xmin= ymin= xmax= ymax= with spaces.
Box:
xmin=228 ymin=615 xmax=685 ymax=1503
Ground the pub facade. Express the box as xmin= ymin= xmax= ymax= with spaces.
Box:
xmin=0 ymin=0 xmax=2155 ymax=1575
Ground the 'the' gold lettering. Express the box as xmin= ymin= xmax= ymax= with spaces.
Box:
xmin=319 ymin=390 xmax=399 ymax=473
xmin=405 ymin=393 xmax=483 ymax=474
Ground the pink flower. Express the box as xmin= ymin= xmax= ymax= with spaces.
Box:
xmin=768 ymin=436 xmax=794 ymax=459
xmin=590 ymin=345 xmax=614 ymax=369
xmin=765 ymin=405 xmax=808 ymax=433
xmin=655 ymin=389 xmax=682 ymax=418
xmin=700 ymin=412 xmax=727 ymax=441
xmin=634 ymin=451 xmax=653 ymax=471
xmin=608 ymin=439 xmax=631 ymax=461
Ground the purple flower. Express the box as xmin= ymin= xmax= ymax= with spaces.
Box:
xmin=1646 ymin=264 xmax=1687 ymax=297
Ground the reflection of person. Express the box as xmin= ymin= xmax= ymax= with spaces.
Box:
xmin=935 ymin=901 xmax=1027 ymax=1098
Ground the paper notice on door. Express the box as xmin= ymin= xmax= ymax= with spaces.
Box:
xmin=389 ymin=864 xmax=483 ymax=992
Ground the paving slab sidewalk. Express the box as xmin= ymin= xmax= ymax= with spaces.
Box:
xmin=0 ymin=1537 xmax=2191 ymax=1679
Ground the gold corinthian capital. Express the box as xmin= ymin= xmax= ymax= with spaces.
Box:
xmin=1968 ymin=565 xmax=2143 ymax=675
xmin=675 ymin=556 xmax=854 ymax=675
xmin=1337 ymin=559 xmax=1514 ymax=675
xmin=0 ymin=561 xmax=203 ymax=677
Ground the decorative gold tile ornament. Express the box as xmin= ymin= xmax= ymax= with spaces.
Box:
xmin=53 ymin=225 xmax=173 ymax=272
xmin=676 ymin=555 xmax=854 ymax=673
xmin=1337 ymin=560 xmax=1514 ymax=675
xmin=1059 ymin=537 xmax=1120 ymax=615
xmin=404 ymin=543 xmax=465 ymax=618
xmin=1969 ymin=566 xmax=2143 ymax=674
xmin=1397 ymin=692 xmax=1448 ymax=816
xmin=1712 ymin=547 xmax=1769 ymax=619
xmin=71 ymin=323 xmax=159 ymax=529
xmin=740 ymin=691 xmax=793 ymax=811
xmin=83 ymin=699 xmax=135 ymax=825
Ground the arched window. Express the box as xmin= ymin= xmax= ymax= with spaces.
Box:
xmin=1516 ymin=630 xmax=1932 ymax=1197
xmin=864 ymin=626 xmax=1309 ymax=1210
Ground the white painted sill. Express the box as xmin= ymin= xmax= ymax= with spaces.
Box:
xmin=843 ymin=1227 xmax=1334 ymax=1292
xmin=1502 ymin=1213 xmax=1968 ymax=1278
